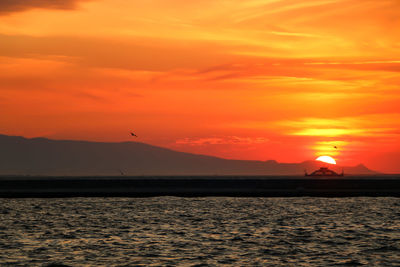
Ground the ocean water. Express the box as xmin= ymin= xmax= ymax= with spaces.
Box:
xmin=0 ymin=197 xmax=399 ymax=266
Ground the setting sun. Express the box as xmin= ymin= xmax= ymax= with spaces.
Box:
xmin=316 ymin=156 xmax=337 ymax=165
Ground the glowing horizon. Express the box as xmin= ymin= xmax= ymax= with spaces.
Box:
xmin=1 ymin=0 xmax=400 ymax=173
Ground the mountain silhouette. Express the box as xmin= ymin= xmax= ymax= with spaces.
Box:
xmin=0 ymin=134 xmax=376 ymax=176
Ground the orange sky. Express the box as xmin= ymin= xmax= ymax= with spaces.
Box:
xmin=1 ymin=0 xmax=400 ymax=172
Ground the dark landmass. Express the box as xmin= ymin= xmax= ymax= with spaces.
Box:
xmin=0 ymin=176 xmax=399 ymax=197
xmin=0 ymin=134 xmax=376 ymax=176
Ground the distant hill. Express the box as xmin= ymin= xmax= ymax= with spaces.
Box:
xmin=0 ymin=134 xmax=377 ymax=176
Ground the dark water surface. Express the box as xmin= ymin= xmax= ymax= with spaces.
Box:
xmin=0 ymin=197 xmax=399 ymax=266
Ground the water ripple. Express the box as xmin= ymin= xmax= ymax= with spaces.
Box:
xmin=0 ymin=197 xmax=399 ymax=266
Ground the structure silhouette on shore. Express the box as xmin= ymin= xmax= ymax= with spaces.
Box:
xmin=305 ymin=167 xmax=344 ymax=177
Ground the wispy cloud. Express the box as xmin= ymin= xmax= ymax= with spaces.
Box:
xmin=0 ymin=0 xmax=88 ymax=15
xmin=280 ymin=115 xmax=400 ymax=138
xmin=176 ymin=136 xmax=269 ymax=146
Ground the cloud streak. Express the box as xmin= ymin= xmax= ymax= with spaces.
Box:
xmin=176 ymin=136 xmax=269 ymax=146
xmin=0 ymin=0 xmax=87 ymax=15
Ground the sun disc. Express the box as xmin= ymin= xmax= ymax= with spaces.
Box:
xmin=316 ymin=155 xmax=336 ymax=165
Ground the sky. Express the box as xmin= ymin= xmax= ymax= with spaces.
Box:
xmin=0 ymin=0 xmax=400 ymax=173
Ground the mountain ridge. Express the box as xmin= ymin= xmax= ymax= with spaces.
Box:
xmin=0 ymin=134 xmax=377 ymax=176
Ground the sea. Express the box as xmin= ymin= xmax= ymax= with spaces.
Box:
xmin=0 ymin=197 xmax=399 ymax=266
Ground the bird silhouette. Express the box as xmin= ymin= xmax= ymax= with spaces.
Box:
xmin=130 ymin=132 xmax=138 ymax=137
xmin=334 ymin=146 xmax=338 ymax=149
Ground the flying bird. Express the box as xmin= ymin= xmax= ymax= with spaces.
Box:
xmin=130 ymin=132 xmax=138 ymax=137
xmin=334 ymin=146 xmax=338 ymax=149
